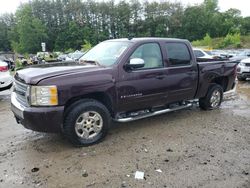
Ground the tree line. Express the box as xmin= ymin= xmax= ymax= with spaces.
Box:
xmin=0 ymin=0 xmax=249 ymax=54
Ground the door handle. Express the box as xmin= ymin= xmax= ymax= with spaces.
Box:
xmin=155 ymin=75 xmax=165 ymax=80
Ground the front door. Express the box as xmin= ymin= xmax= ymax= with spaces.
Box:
xmin=117 ymin=42 xmax=169 ymax=112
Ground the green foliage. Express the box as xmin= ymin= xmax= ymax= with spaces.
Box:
xmin=52 ymin=52 xmax=59 ymax=58
xmin=81 ymin=40 xmax=92 ymax=52
xmin=204 ymin=0 xmax=218 ymax=12
xmin=10 ymin=4 xmax=48 ymax=53
xmin=193 ymin=33 xmax=243 ymax=49
xmin=192 ymin=33 xmax=212 ymax=47
xmin=0 ymin=0 xmax=249 ymax=53
xmin=65 ymin=48 xmax=74 ymax=54
xmin=241 ymin=17 xmax=250 ymax=35
xmin=14 ymin=59 xmax=23 ymax=70
xmin=55 ymin=21 xmax=83 ymax=51
xmin=181 ymin=5 xmax=207 ymax=41
xmin=204 ymin=33 xmax=212 ymax=46
xmin=0 ymin=13 xmax=16 ymax=51
xmin=218 ymin=33 xmax=241 ymax=48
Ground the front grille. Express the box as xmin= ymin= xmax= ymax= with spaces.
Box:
xmin=14 ymin=80 xmax=29 ymax=106
xmin=245 ymin=63 xmax=250 ymax=67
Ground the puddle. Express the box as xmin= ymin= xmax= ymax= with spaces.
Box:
xmin=237 ymin=81 xmax=250 ymax=101
xmin=223 ymin=81 xmax=250 ymax=118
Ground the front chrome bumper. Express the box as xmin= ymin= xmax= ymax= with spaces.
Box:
xmin=11 ymin=92 xmax=25 ymax=119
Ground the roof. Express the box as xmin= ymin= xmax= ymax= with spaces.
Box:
xmin=105 ymin=37 xmax=189 ymax=43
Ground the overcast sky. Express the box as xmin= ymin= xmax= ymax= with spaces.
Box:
xmin=0 ymin=0 xmax=249 ymax=17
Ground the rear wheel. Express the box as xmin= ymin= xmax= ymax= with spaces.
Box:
xmin=199 ymin=84 xmax=223 ymax=110
xmin=63 ymin=99 xmax=111 ymax=146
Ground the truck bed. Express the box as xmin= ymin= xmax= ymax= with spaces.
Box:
xmin=195 ymin=60 xmax=237 ymax=99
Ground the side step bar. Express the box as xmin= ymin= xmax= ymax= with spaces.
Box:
xmin=115 ymin=103 xmax=193 ymax=123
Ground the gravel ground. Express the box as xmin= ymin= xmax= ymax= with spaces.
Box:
xmin=0 ymin=82 xmax=249 ymax=188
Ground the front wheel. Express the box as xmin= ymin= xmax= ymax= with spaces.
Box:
xmin=63 ymin=99 xmax=111 ymax=146
xmin=199 ymin=84 xmax=223 ymax=110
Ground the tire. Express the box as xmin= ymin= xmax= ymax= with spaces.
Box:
xmin=199 ymin=84 xmax=223 ymax=110
xmin=63 ymin=99 xmax=111 ymax=146
xmin=237 ymin=76 xmax=246 ymax=81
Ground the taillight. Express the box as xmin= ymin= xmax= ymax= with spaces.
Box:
xmin=0 ymin=65 xmax=8 ymax=72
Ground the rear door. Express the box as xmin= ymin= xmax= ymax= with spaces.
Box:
xmin=163 ymin=42 xmax=198 ymax=103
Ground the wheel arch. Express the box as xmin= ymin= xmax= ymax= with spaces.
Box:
xmin=210 ymin=76 xmax=229 ymax=92
xmin=64 ymin=92 xmax=115 ymax=117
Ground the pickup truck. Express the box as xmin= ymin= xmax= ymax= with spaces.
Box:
xmin=11 ymin=38 xmax=237 ymax=146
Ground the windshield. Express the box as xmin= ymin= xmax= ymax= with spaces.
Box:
xmin=80 ymin=41 xmax=131 ymax=66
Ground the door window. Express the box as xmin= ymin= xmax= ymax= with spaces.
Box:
xmin=165 ymin=43 xmax=191 ymax=66
xmin=130 ymin=43 xmax=163 ymax=69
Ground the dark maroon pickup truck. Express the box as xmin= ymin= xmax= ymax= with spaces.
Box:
xmin=11 ymin=38 xmax=237 ymax=146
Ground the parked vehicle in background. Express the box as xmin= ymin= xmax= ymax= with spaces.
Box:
xmin=67 ymin=51 xmax=85 ymax=61
xmin=230 ymin=50 xmax=250 ymax=63
xmin=226 ymin=50 xmax=239 ymax=58
xmin=193 ymin=48 xmax=215 ymax=59
xmin=11 ymin=38 xmax=237 ymax=146
xmin=57 ymin=54 xmax=69 ymax=61
xmin=62 ymin=51 xmax=85 ymax=62
xmin=0 ymin=56 xmax=15 ymax=70
xmin=0 ymin=61 xmax=12 ymax=91
xmin=237 ymin=58 xmax=250 ymax=81
xmin=211 ymin=50 xmax=238 ymax=59
xmin=36 ymin=52 xmax=50 ymax=59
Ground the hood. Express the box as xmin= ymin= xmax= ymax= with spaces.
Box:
xmin=241 ymin=58 xmax=250 ymax=63
xmin=15 ymin=62 xmax=102 ymax=85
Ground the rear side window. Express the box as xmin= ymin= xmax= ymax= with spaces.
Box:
xmin=165 ymin=43 xmax=191 ymax=66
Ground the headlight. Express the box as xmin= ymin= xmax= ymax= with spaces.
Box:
xmin=30 ymin=86 xmax=58 ymax=106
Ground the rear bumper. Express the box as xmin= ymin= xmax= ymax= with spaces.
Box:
xmin=11 ymin=93 xmax=64 ymax=133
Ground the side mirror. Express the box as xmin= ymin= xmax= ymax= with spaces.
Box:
xmin=125 ymin=58 xmax=145 ymax=70
xmin=247 ymin=54 xmax=250 ymax=57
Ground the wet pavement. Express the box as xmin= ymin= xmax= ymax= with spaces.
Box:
xmin=0 ymin=82 xmax=250 ymax=188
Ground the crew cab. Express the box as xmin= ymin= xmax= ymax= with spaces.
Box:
xmin=11 ymin=38 xmax=237 ymax=146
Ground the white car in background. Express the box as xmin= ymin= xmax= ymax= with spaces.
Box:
xmin=193 ymin=48 xmax=214 ymax=59
xmin=237 ymin=58 xmax=250 ymax=81
xmin=0 ymin=61 xmax=13 ymax=91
